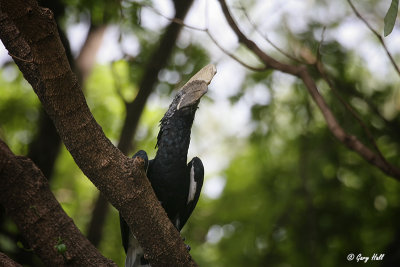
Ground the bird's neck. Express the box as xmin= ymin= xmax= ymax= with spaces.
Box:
xmin=155 ymin=113 xmax=194 ymax=167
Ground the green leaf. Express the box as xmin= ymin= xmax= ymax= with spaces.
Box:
xmin=55 ymin=237 xmax=67 ymax=254
xmin=384 ymin=0 xmax=399 ymax=36
xmin=16 ymin=241 xmax=24 ymax=249
xmin=55 ymin=243 xmax=67 ymax=254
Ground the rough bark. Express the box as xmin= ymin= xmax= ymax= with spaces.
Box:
xmin=0 ymin=252 xmax=22 ymax=267
xmin=25 ymin=0 xmax=107 ymax=251
xmin=27 ymin=0 xmax=106 ymax=181
xmin=0 ymin=140 xmax=116 ymax=266
xmin=26 ymin=0 xmax=73 ymax=180
xmin=86 ymin=0 xmax=195 ymax=247
xmin=0 ymin=0 xmax=197 ymax=265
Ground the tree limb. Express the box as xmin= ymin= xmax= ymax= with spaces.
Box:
xmin=27 ymin=0 xmax=106 ymax=181
xmin=0 ymin=0 xmax=197 ymax=265
xmin=217 ymin=0 xmax=400 ymax=180
xmin=86 ymin=0 xmax=196 ymax=248
xmin=0 ymin=252 xmax=22 ymax=267
xmin=0 ymin=139 xmax=116 ymax=266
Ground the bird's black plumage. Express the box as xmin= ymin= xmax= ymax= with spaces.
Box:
xmin=120 ymin=64 xmax=216 ymax=267
xmin=147 ymin=79 xmax=207 ymax=230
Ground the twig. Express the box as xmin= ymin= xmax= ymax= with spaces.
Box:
xmin=206 ymin=30 xmax=266 ymax=71
xmin=316 ymin=60 xmax=389 ymax=166
xmin=237 ymin=3 xmax=304 ymax=64
xmin=145 ymin=2 xmax=266 ymax=71
xmin=316 ymin=27 xmax=388 ymax=162
xmin=347 ymin=0 xmax=400 ymax=76
xmin=144 ymin=4 xmax=206 ymax=31
xmin=217 ymin=0 xmax=400 ymax=180
xmin=316 ymin=25 xmax=400 ymax=146
xmin=217 ymin=0 xmax=300 ymax=75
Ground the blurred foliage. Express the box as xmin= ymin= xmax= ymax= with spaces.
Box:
xmin=1 ymin=0 xmax=400 ymax=267
xmin=0 ymin=66 xmax=40 ymax=155
xmin=61 ymin=0 xmax=126 ymax=23
xmin=186 ymin=71 xmax=400 ymax=266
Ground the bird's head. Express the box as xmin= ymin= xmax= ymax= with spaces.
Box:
xmin=174 ymin=80 xmax=208 ymax=112
xmin=166 ymin=64 xmax=217 ymax=117
xmin=156 ymin=64 xmax=216 ymax=150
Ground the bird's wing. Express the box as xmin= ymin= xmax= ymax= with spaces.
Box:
xmin=178 ymin=157 xmax=204 ymax=230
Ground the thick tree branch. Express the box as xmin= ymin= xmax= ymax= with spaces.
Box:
xmin=0 ymin=252 xmax=22 ymax=267
xmin=27 ymin=0 xmax=106 ymax=181
xmin=0 ymin=0 xmax=197 ymax=266
xmin=26 ymin=0 xmax=75 ymax=180
xmin=27 ymin=0 xmax=107 ymax=248
xmin=217 ymin=0 xmax=400 ymax=180
xmin=0 ymin=140 xmax=115 ymax=266
xmin=86 ymin=0 xmax=196 ymax=248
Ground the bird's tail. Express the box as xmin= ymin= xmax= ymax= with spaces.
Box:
xmin=125 ymin=237 xmax=150 ymax=267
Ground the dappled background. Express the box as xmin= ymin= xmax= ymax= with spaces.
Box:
xmin=1 ymin=0 xmax=400 ymax=266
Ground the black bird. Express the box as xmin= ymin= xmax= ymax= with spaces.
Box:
xmin=120 ymin=64 xmax=217 ymax=267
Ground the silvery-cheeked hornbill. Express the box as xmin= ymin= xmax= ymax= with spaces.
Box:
xmin=120 ymin=64 xmax=217 ymax=267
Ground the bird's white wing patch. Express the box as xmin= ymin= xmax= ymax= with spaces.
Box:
xmin=125 ymin=234 xmax=147 ymax=267
xmin=175 ymin=217 xmax=181 ymax=230
xmin=187 ymin=164 xmax=197 ymax=204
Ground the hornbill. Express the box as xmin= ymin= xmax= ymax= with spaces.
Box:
xmin=120 ymin=64 xmax=217 ymax=267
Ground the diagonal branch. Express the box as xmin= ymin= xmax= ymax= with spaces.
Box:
xmin=314 ymin=30 xmax=390 ymax=166
xmin=0 ymin=252 xmax=22 ymax=267
xmin=27 ymin=0 xmax=106 ymax=181
xmin=206 ymin=30 xmax=266 ymax=71
xmin=85 ymin=0 xmax=196 ymax=248
xmin=147 ymin=3 xmax=267 ymax=71
xmin=315 ymin=60 xmax=389 ymax=164
xmin=237 ymin=3 xmax=304 ymax=64
xmin=0 ymin=0 xmax=197 ymax=266
xmin=217 ymin=0 xmax=400 ymax=180
xmin=0 ymin=140 xmax=116 ymax=266
xmin=218 ymin=0 xmax=300 ymax=75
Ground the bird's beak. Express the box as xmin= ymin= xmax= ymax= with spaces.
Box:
xmin=177 ymin=81 xmax=208 ymax=110
xmin=177 ymin=64 xmax=217 ymax=110
xmin=186 ymin=64 xmax=217 ymax=85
